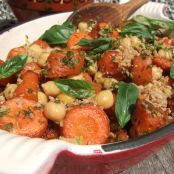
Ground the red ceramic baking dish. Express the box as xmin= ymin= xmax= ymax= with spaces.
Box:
xmin=0 ymin=2 xmax=173 ymax=174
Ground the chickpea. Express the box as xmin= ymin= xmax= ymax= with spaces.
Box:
xmin=37 ymin=52 xmax=49 ymax=67
xmin=120 ymin=37 xmax=131 ymax=48
xmin=103 ymin=78 xmax=118 ymax=89
xmin=4 ymin=84 xmax=17 ymax=100
xmin=42 ymin=81 xmax=61 ymax=96
xmin=44 ymin=102 xmax=66 ymax=122
xmin=130 ymin=36 xmax=142 ymax=49
xmin=152 ymin=66 xmax=163 ymax=80
xmin=78 ymin=22 xmax=88 ymax=32
xmin=38 ymin=91 xmax=48 ymax=105
xmin=27 ymin=44 xmax=43 ymax=60
xmin=58 ymin=93 xmax=75 ymax=105
xmin=94 ymin=71 xmax=104 ymax=84
xmin=95 ymin=90 xmax=114 ymax=109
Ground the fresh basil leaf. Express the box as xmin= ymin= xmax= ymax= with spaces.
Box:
xmin=116 ymin=82 xmax=139 ymax=128
xmin=77 ymin=37 xmax=113 ymax=54
xmin=55 ymin=79 xmax=95 ymax=99
xmin=0 ymin=108 xmax=10 ymax=117
xmin=40 ymin=21 xmax=75 ymax=45
xmin=133 ymin=15 xmax=174 ymax=30
xmin=0 ymin=55 xmax=27 ymax=79
xmin=170 ymin=63 xmax=174 ymax=79
xmin=121 ymin=22 xmax=156 ymax=39
xmin=132 ymin=15 xmax=174 ymax=38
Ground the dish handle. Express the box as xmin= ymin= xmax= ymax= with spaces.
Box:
xmin=0 ymin=130 xmax=69 ymax=174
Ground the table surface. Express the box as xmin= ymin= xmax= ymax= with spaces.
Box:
xmin=121 ymin=139 xmax=174 ymax=174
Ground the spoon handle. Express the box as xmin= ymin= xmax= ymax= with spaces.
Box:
xmin=118 ymin=0 xmax=149 ymax=20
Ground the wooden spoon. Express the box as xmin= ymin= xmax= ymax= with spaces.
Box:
xmin=68 ymin=0 xmax=149 ymax=26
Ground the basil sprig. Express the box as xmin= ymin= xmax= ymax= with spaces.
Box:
xmin=55 ymin=79 xmax=95 ymax=99
xmin=77 ymin=37 xmax=113 ymax=55
xmin=116 ymin=82 xmax=139 ymax=128
xmin=121 ymin=15 xmax=174 ymax=39
xmin=0 ymin=55 xmax=27 ymax=79
xmin=170 ymin=63 xmax=174 ymax=79
xmin=40 ymin=21 xmax=75 ymax=45
xmin=121 ymin=22 xmax=156 ymax=40
xmin=133 ymin=15 xmax=174 ymax=31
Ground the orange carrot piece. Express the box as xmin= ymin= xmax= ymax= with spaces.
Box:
xmin=7 ymin=47 xmax=27 ymax=59
xmin=132 ymin=56 xmax=152 ymax=85
xmin=0 ymin=97 xmax=47 ymax=137
xmin=62 ymin=104 xmax=110 ymax=145
xmin=99 ymin=50 xmax=127 ymax=80
xmin=67 ymin=32 xmax=92 ymax=50
xmin=47 ymin=50 xmax=84 ymax=78
xmin=112 ymin=30 xmax=119 ymax=39
xmin=152 ymin=57 xmax=172 ymax=71
xmin=14 ymin=71 xmax=39 ymax=101
xmin=130 ymin=100 xmax=169 ymax=138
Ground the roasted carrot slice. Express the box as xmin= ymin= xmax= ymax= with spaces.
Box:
xmin=7 ymin=46 xmax=27 ymax=59
xmin=132 ymin=56 xmax=152 ymax=85
xmin=62 ymin=104 xmax=110 ymax=145
xmin=67 ymin=32 xmax=92 ymax=50
xmin=99 ymin=50 xmax=121 ymax=76
xmin=130 ymin=100 xmax=169 ymax=138
xmin=0 ymin=97 xmax=47 ymax=137
xmin=152 ymin=57 xmax=172 ymax=71
xmin=14 ymin=71 xmax=39 ymax=101
xmin=99 ymin=50 xmax=127 ymax=80
xmin=47 ymin=50 xmax=84 ymax=78
xmin=32 ymin=39 xmax=50 ymax=49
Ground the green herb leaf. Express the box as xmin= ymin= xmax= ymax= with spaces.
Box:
xmin=170 ymin=63 xmax=174 ymax=79
xmin=116 ymin=82 xmax=139 ymax=128
xmin=0 ymin=108 xmax=10 ymax=117
xmin=40 ymin=21 xmax=75 ymax=45
xmin=55 ymin=79 xmax=95 ymax=99
xmin=133 ymin=15 xmax=174 ymax=31
xmin=131 ymin=15 xmax=174 ymax=38
xmin=0 ymin=55 xmax=27 ymax=79
xmin=121 ymin=22 xmax=156 ymax=39
xmin=77 ymin=37 xmax=113 ymax=55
